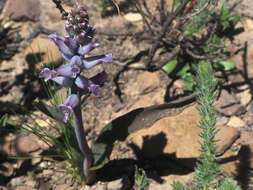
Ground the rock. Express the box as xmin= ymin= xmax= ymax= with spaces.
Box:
xmin=129 ymin=105 xmax=240 ymax=168
xmin=15 ymin=186 xmax=29 ymax=190
xmin=107 ymin=178 xmax=124 ymax=190
xmin=3 ymin=0 xmax=40 ymax=21
xmin=114 ymin=90 xmax=165 ymax=119
xmin=35 ymin=119 xmax=50 ymax=128
xmin=215 ymin=126 xmax=240 ymax=154
xmin=15 ymin=134 xmax=40 ymax=154
xmin=26 ymin=180 xmax=36 ymax=188
xmin=123 ymin=71 xmax=161 ymax=97
xmin=246 ymin=19 xmax=253 ymax=31
xmin=237 ymin=131 xmax=253 ymax=145
xmin=148 ymin=173 xmax=194 ymax=190
xmin=9 ymin=176 xmax=25 ymax=187
xmin=129 ymin=91 xmax=165 ymax=110
xmin=238 ymin=143 xmax=253 ymax=169
xmin=0 ymin=162 xmax=14 ymax=177
xmin=173 ymin=79 xmax=185 ymax=89
xmin=166 ymin=0 xmax=174 ymax=10
xmin=46 ymin=5 xmax=71 ymax=24
xmin=107 ymin=175 xmax=130 ymax=190
xmin=54 ymin=184 xmax=74 ymax=190
xmin=24 ymin=35 xmax=62 ymax=71
xmin=221 ymin=143 xmax=253 ymax=189
xmin=244 ymin=43 xmax=253 ymax=78
xmin=249 ymin=102 xmax=253 ymax=114
xmin=31 ymin=157 xmax=42 ymax=166
xmin=227 ymin=116 xmax=246 ymax=128
xmin=38 ymin=0 xmax=65 ymax=35
xmin=236 ymin=84 xmax=251 ymax=106
xmin=124 ymin=13 xmax=142 ymax=22
xmin=216 ymin=116 xmax=228 ymax=126
xmin=42 ymin=169 xmax=53 ymax=176
xmin=215 ymin=89 xmax=245 ymax=116
xmin=220 ymin=149 xmax=238 ymax=177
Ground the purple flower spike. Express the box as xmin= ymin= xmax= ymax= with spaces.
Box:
xmin=59 ymin=94 xmax=79 ymax=123
xmin=75 ymin=76 xmax=99 ymax=95
xmin=49 ymin=34 xmax=75 ymax=61
xmin=78 ymin=42 xmax=99 ymax=56
xmin=39 ymin=68 xmax=58 ymax=82
xmin=82 ymin=53 xmax=113 ymax=69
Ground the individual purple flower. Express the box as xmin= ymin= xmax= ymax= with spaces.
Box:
xmin=59 ymin=94 xmax=79 ymax=123
xmin=75 ymin=71 xmax=108 ymax=95
xmin=39 ymin=68 xmax=73 ymax=87
xmin=39 ymin=68 xmax=58 ymax=82
xmin=48 ymin=33 xmax=112 ymax=69
xmin=52 ymin=76 xmax=73 ymax=87
xmin=75 ymin=76 xmax=99 ymax=95
xmin=82 ymin=53 xmax=113 ymax=69
xmin=77 ymin=42 xmax=99 ymax=56
xmin=49 ymin=33 xmax=98 ymax=61
xmin=56 ymin=56 xmax=83 ymax=78
xmin=49 ymin=34 xmax=77 ymax=61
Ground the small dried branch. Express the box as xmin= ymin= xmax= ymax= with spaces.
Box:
xmin=52 ymin=0 xmax=68 ymax=19
xmin=130 ymin=0 xmax=154 ymax=35
xmin=149 ymin=44 xmax=181 ymax=71
xmin=147 ymin=0 xmax=191 ymax=67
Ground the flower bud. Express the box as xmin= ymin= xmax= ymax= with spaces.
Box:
xmin=73 ymin=25 xmax=80 ymax=33
xmin=80 ymin=10 xmax=89 ymax=20
xmin=76 ymin=16 xmax=82 ymax=23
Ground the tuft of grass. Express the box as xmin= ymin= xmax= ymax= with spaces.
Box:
xmin=8 ymin=49 xmax=85 ymax=188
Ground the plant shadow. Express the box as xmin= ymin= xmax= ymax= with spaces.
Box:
xmin=235 ymin=145 xmax=253 ymax=189
xmin=0 ymin=51 xmax=64 ymax=116
xmin=100 ymin=0 xmax=133 ymax=17
xmin=96 ymin=132 xmax=195 ymax=188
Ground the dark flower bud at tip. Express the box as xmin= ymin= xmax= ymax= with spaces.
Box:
xmin=76 ymin=16 xmax=82 ymax=23
xmin=68 ymin=17 xmax=74 ymax=23
xmin=80 ymin=23 xmax=87 ymax=30
xmin=80 ymin=11 xmax=89 ymax=19
xmin=73 ymin=25 xmax=80 ymax=33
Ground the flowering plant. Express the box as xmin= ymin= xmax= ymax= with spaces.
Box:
xmin=39 ymin=3 xmax=112 ymax=183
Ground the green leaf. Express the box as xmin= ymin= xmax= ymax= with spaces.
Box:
xmin=222 ymin=21 xmax=230 ymax=30
xmin=0 ymin=114 xmax=8 ymax=127
xmin=171 ymin=181 xmax=189 ymax=190
xmin=227 ymin=15 xmax=240 ymax=22
xmin=217 ymin=177 xmax=241 ymax=190
xmin=219 ymin=59 xmax=235 ymax=71
xmin=176 ymin=64 xmax=190 ymax=77
xmin=91 ymin=98 xmax=195 ymax=170
xmin=172 ymin=0 xmax=180 ymax=11
xmin=162 ymin=60 xmax=178 ymax=74
xmin=220 ymin=3 xmax=229 ymax=20
xmin=182 ymin=73 xmax=195 ymax=92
